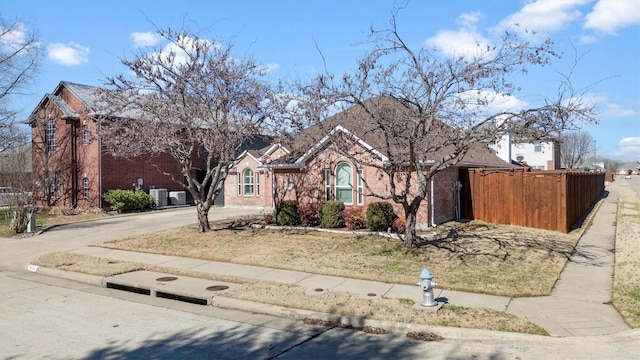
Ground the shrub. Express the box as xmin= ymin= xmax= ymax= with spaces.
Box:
xmin=344 ymin=207 xmax=366 ymax=230
xmin=276 ymin=200 xmax=299 ymax=226
xmin=298 ymin=203 xmax=320 ymax=227
xmin=392 ymin=217 xmax=406 ymax=234
xmin=366 ymin=202 xmax=396 ymax=231
xmin=263 ymin=213 xmax=275 ymax=225
xmin=102 ymin=189 xmax=155 ymax=213
xmin=319 ymin=201 xmax=345 ymax=228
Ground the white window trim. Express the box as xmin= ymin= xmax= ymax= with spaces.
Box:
xmin=46 ymin=119 xmax=56 ymax=152
xmin=324 ymin=168 xmax=331 ymax=201
xmin=334 ymin=162 xmax=353 ymax=205
xmin=256 ymin=171 xmax=260 ymax=196
xmin=82 ymin=177 xmax=89 ymax=198
xmin=243 ymin=168 xmax=254 ymax=196
xmin=357 ymin=169 xmax=363 ymax=205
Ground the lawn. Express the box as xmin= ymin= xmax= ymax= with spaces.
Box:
xmin=613 ymin=192 xmax=640 ymax=328
xmin=97 ymin=218 xmax=578 ymax=298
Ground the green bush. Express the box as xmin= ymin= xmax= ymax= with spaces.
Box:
xmin=102 ymin=189 xmax=155 ymax=213
xmin=366 ymin=202 xmax=396 ymax=231
xmin=276 ymin=200 xmax=299 ymax=226
xmin=319 ymin=201 xmax=345 ymax=228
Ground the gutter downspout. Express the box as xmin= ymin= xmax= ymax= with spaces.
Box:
xmin=430 ymin=176 xmax=436 ymax=227
xmin=98 ymin=120 xmax=102 ymax=209
xmin=71 ymin=120 xmax=78 ymax=208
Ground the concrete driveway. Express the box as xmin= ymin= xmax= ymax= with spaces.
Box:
xmin=0 ymin=206 xmax=264 ymax=271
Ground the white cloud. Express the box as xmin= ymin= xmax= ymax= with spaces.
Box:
xmin=608 ymin=136 xmax=640 ymax=161
xmin=258 ymin=62 xmax=279 ymax=74
xmin=130 ymin=32 xmax=162 ymax=47
xmin=584 ymin=0 xmax=640 ymax=34
xmin=425 ymin=12 xmax=492 ymax=58
xmin=47 ymin=42 xmax=90 ymax=66
xmin=0 ymin=21 xmax=40 ymax=52
xmin=492 ymin=0 xmax=590 ymax=36
xmin=600 ymin=103 xmax=640 ymax=118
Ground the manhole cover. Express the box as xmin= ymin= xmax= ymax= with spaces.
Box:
xmin=206 ymin=285 xmax=229 ymax=291
xmin=314 ymin=288 xmax=324 ymax=292
xmin=156 ymin=276 xmax=178 ymax=282
xmin=367 ymin=293 xmax=377 ymax=297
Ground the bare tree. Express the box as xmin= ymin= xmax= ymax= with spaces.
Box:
xmin=0 ymin=15 xmax=40 ymax=149
xmin=98 ymin=28 xmax=276 ymax=232
xmin=0 ymin=143 xmax=36 ymax=233
xmin=0 ymin=16 xmax=40 ymax=233
xmin=560 ymin=130 xmax=594 ymax=169
xmin=293 ymin=12 xmax=597 ymax=248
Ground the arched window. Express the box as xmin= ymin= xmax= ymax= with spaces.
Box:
xmin=243 ymin=169 xmax=254 ymax=196
xmin=335 ymin=162 xmax=353 ymax=204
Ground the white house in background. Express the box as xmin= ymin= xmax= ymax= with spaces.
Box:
xmin=617 ymin=162 xmax=640 ymax=174
xmin=490 ymin=134 xmax=561 ymax=170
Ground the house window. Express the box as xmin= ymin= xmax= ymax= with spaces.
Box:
xmin=534 ymin=142 xmax=542 ymax=152
xmin=357 ymin=169 xmax=363 ymax=205
xmin=82 ymin=177 xmax=89 ymax=198
xmin=46 ymin=119 xmax=56 ymax=152
xmin=335 ymin=162 xmax=353 ymax=204
xmin=256 ymin=171 xmax=260 ymax=196
xmin=82 ymin=124 xmax=90 ymax=145
xmin=324 ymin=169 xmax=331 ymax=201
xmin=243 ymin=169 xmax=254 ymax=196
xmin=49 ymin=172 xmax=61 ymax=199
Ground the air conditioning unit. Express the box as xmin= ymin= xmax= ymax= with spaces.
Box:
xmin=149 ymin=188 xmax=168 ymax=207
xmin=169 ymin=191 xmax=186 ymax=205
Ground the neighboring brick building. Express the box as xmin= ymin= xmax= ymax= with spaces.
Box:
xmin=28 ymin=81 xmax=184 ymax=208
xmin=225 ymin=98 xmax=512 ymax=229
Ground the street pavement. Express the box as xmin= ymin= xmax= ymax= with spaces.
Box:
xmin=2 ymin=180 xmax=640 ymax=358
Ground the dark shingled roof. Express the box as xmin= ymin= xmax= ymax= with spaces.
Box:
xmin=271 ymin=96 xmax=512 ymax=168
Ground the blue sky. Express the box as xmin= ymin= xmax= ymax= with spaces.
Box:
xmin=2 ymin=0 xmax=639 ymax=161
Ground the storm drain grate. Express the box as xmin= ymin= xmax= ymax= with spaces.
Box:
xmin=156 ymin=291 xmax=208 ymax=305
xmin=106 ymin=282 xmax=151 ymax=295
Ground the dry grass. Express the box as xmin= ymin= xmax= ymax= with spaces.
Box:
xmin=96 ymin=219 xmax=577 ymax=297
xmin=613 ymin=189 xmax=640 ymax=328
xmin=32 ymin=251 xmax=548 ymax=335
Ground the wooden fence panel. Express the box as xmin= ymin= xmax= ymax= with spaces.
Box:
xmin=461 ymin=168 xmax=604 ymax=233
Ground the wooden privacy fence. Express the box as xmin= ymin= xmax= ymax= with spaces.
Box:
xmin=460 ymin=168 xmax=605 ymax=233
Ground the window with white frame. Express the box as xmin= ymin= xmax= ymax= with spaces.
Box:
xmin=324 ymin=168 xmax=331 ymax=201
xmin=256 ymin=171 xmax=260 ymax=196
xmin=46 ymin=119 xmax=56 ymax=152
xmin=243 ymin=168 xmax=254 ymax=196
xmin=83 ymin=177 xmax=89 ymax=198
xmin=48 ymin=172 xmax=61 ymax=199
xmin=335 ymin=162 xmax=353 ymax=204
xmin=82 ymin=124 xmax=90 ymax=145
xmin=534 ymin=141 xmax=542 ymax=152
xmin=357 ymin=169 xmax=363 ymax=205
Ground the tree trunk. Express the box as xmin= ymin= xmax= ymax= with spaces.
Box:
xmin=404 ymin=209 xmax=419 ymax=248
xmin=196 ymin=202 xmax=211 ymax=232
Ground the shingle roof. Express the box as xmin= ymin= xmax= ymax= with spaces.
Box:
xmin=271 ymin=96 xmax=511 ymax=168
xmin=58 ymin=81 xmax=102 ymax=111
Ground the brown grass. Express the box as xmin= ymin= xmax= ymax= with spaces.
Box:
xmin=613 ymin=190 xmax=640 ymax=328
xmin=96 ymin=219 xmax=577 ymax=297
xmin=32 ymin=251 xmax=548 ymax=335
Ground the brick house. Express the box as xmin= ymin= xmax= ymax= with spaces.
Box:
xmin=28 ymin=81 xmax=185 ymax=208
xmin=225 ymin=98 xmax=512 ymax=229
